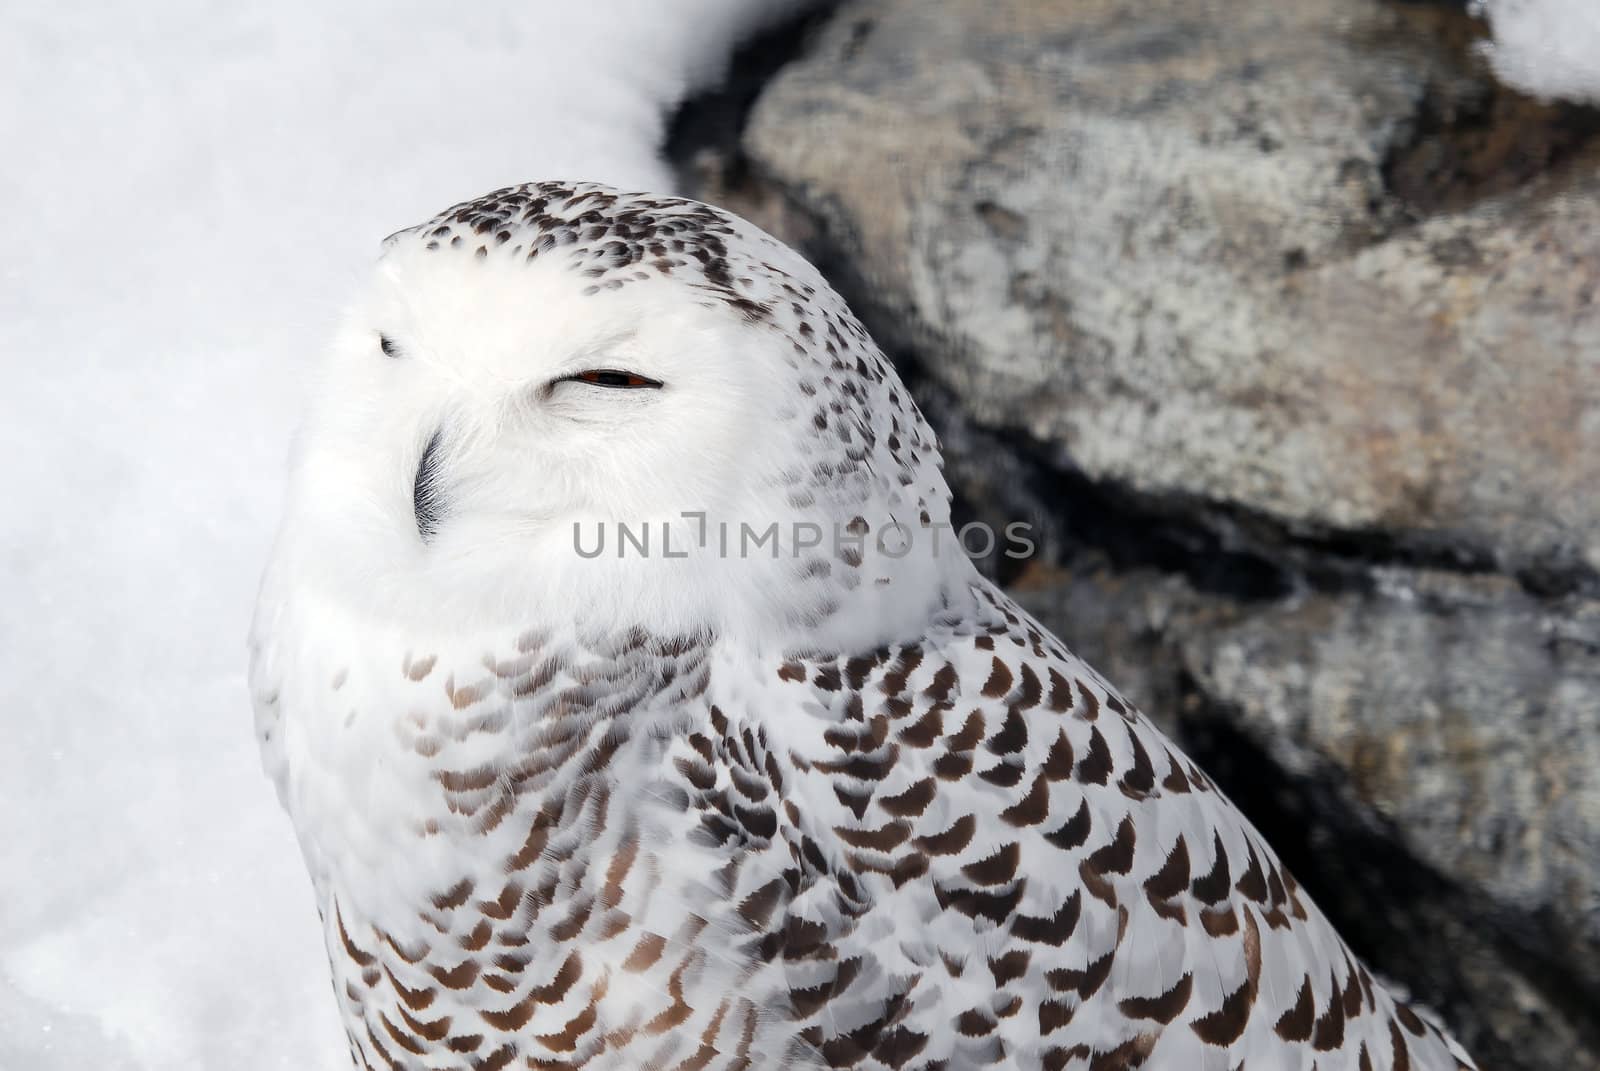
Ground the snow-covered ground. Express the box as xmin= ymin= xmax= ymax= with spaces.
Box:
xmin=0 ymin=3 xmax=796 ymax=1067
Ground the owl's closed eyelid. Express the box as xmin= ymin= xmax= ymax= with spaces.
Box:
xmin=549 ymin=369 xmax=664 ymax=391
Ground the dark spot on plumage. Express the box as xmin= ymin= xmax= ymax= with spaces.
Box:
xmin=1235 ymin=840 xmax=1269 ymax=902
xmin=1012 ymin=890 xmax=1082 ymax=948
xmin=797 ymin=835 xmax=830 ymax=876
xmin=1040 ymin=1004 xmax=1079 ymax=1041
xmin=1190 ymin=832 xmax=1235 ymax=909
xmin=902 ymin=701 xmax=947 ymax=742
xmin=923 ymin=664 xmax=958 ymax=702
xmin=736 ymin=879 xmax=787 ymax=932
xmin=956 ymin=1009 xmax=995 ymax=1037
xmin=833 ymin=819 xmax=912 ymax=853
xmin=909 ymin=815 xmax=974 ymax=859
xmin=1075 ymin=726 xmax=1114 ymax=785
xmin=787 ymin=981 xmax=833 ymax=1018
xmin=692 ymin=811 xmax=742 ymax=847
xmin=1274 ymin=977 xmax=1316 ymax=1042
xmin=781 ymin=915 xmax=831 ymax=960
xmin=1044 ymin=798 xmax=1092 ymax=851
xmin=732 ymin=802 xmax=777 ymax=840
xmin=685 ymin=733 xmax=715 ymax=765
xmin=1341 ymin=958 xmax=1365 ymax=1019
xmin=985 ymin=705 xmax=1028 ymax=755
xmin=1119 ymin=973 xmax=1194 ymax=1025
xmin=1011 ymin=663 xmax=1042 ymax=710
xmin=1119 ymin=731 xmax=1156 ymax=798
xmin=1040 ymin=730 xmax=1074 ymax=781
xmin=1075 ymin=679 xmax=1100 ymax=721
xmin=978 ymin=760 xmax=1026 ymax=788
xmin=845 ymin=655 xmax=875 ymax=690
xmin=945 ymin=710 xmax=985 ymax=751
xmin=1047 ymin=943 xmax=1116 ymax=1000
xmin=1161 ymin=749 xmax=1192 ymax=793
xmin=934 ymin=878 xmax=1025 ymax=925
xmin=832 ymin=784 xmax=874 ymax=820
xmin=1199 ymin=906 xmax=1239 ymax=936
xmin=815 ymin=744 xmax=896 ymax=782
xmin=1144 ymin=835 xmax=1192 ymax=904
xmin=1000 ymin=772 xmax=1050 ymax=826
xmin=823 ymin=722 xmax=865 ymax=752
xmin=1390 ymin=1020 xmax=1414 ymax=1071
xmin=962 ymin=841 xmax=1021 ymax=886
xmin=1086 ymin=816 xmax=1137 ymax=876
xmin=852 ymin=850 xmax=928 ymax=889
xmin=1190 ymin=976 xmax=1254 ymax=1047
xmin=1266 ymin=864 xmax=1288 ymax=912
xmin=878 ymin=776 xmax=936 ymax=817
xmin=1312 ymin=968 xmax=1347 ymax=1050
xmin=1045 ymin=668 xmax=1073 ymax=713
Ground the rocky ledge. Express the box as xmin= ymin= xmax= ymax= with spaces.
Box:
xmin=671 ymin=0 xmax=1600 ymax=1067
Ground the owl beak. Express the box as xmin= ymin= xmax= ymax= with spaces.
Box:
xmin=413 ymin=429 xmax=445 ymax=543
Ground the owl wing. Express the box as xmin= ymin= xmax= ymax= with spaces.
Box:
xmin=747 ymin=580 xmax=1474 ymax=1071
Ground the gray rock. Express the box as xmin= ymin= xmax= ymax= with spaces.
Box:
xmin=744 ymin=0 xmax=1600 ymax=585
xmin=1016 ymin=566 xmax=1600 ymax=1069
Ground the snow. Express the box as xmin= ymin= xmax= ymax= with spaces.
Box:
xmin=1482 ymin=0 xmax=1600 ymax=103
xmin=0 ymin=2 xmax=800 ymax=1067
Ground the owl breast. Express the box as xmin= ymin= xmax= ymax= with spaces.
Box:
xmin=265 ymin=601 xmax=812 ymax=1069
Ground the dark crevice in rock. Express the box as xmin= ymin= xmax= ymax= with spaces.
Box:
xmin=1385 ymin=87 xmax=1600 ymax=217
xmin=667 ymin=2 xmax=841 ymax=198
xmin=1380 ymin=0 xmax=1487 ymax=47
xmin=1377 ymin=17 xmax=1600 ymax=218
xmin=913 ymin=375 xmax=1298 ymax=601
xmin=1178 ymin=682 xmax=1600 ymax=1071
xmin=915 ymin=368 xmax=1600 ymax=602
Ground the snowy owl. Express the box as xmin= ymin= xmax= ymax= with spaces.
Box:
xmin=250 ymin=181 xmax=1475 ymax=1070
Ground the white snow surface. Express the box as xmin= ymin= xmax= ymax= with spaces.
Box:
xmin=0 ymin=2 xmax=801 ymax=1067
xmin=1484 ymin=0 xmax=1600 ymax=103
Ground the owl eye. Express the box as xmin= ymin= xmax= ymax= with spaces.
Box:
xmin=378 ymin=334 xmax=402 ymax=358
xmin=558 ymin=369 xmax=663 ymax=389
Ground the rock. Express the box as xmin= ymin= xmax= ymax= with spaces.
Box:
xmin=744 ymin=0 xmax=1600 ymax=589
xmin=1014 ymin=565 xmax=1600 ymax=1069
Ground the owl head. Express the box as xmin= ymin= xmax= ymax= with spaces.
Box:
xmin=269 ymin=182 xmax=974 ymax=652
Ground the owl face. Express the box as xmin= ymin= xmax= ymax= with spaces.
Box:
xmin=281 ymin=244 xmax=800 ymax=634
xmin=269 ymin=184 xmax=965 ymax=651
xmin=364 ymin=244 xmax=774 ymax=542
